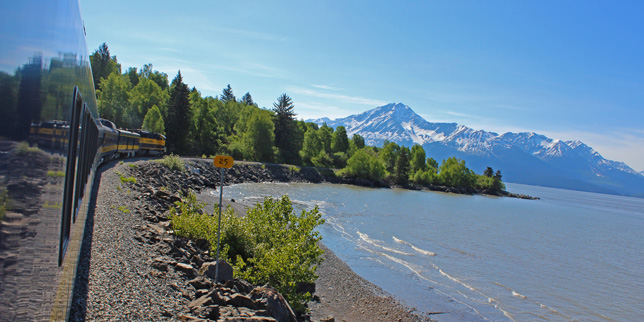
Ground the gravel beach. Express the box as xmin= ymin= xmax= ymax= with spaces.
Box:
xmin=70 ymin=159 xmax=433 ymax=321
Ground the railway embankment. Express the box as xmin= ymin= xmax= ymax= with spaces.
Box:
xmin=72 ymin=158 xmax=431 ymax=322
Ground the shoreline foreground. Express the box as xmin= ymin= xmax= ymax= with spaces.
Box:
xmin=71 ymin=158 xmax=433 ymax=321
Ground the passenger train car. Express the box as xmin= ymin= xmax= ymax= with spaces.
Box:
xmin=0 ymin=1 xmax=162 ymax=320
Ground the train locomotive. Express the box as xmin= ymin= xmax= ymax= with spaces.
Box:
xmin=96 ymin=118 xmax=166 ymax=161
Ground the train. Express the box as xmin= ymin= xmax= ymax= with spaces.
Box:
xmin=0 ymin=1 xmax=165 ymax=320
xmin=31 ymin=119 xmax=166 ymax=163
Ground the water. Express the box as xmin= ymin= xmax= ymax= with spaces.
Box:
xmin=208 ymin=182 xmax=644 ymax=321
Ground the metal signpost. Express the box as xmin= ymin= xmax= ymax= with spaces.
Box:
xmin=212 ymin=155 xmax=234 ymax=283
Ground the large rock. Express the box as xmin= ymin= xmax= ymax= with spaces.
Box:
xmin=175 ymin=262 xmax=197 ymax=278
xmin=249 ymin=286 xmax=297 ymax=322
xmin=199 ymin=260 xmax=233 ymax=282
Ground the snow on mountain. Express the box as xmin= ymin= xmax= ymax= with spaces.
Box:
xmin=308 ymin=103 xmax=644 ymax=196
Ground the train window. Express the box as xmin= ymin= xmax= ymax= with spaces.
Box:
xmin=73 ymin=103 xmax=98 ymax=223
xmin=59 ymin=86 xmax=83 ymax=266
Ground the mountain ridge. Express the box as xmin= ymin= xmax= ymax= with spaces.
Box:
xmin=309 ymin=103 xmax=644 ymax=197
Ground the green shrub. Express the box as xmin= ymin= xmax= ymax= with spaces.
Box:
xmin=170 ymin=193 xmax=325 ymax=312
xmin=339 ymin=148 xmax=385 ymax=180
xmin=156 ymin=153 xmax=185 ymax=171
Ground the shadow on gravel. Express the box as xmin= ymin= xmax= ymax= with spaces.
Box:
xmin=68 ymin=158 xmax=141 ymax=321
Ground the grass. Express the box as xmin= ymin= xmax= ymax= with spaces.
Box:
xmin=156 ymin=154 xmax=185 ymax=171
xmin=46 ymin=170 xmax=65 ymax=178
xmin=43 ymin=201 xmax=62 ymax=209
xmin=117 ymin=206 xmax=130 ymax=213
xmin=116 ymin=171 xmax=137 ymax=184
xmin=15 ymin=142 xmax=40 ymax=155
xmin=0 ymin=188 xmax=7 ymax=221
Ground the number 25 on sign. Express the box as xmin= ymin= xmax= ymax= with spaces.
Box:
xmin=213 ymin=155 xmax=234 ymax=169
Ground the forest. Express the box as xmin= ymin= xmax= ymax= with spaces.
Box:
xmin=91 ymin=43 xmax=505 ymax=193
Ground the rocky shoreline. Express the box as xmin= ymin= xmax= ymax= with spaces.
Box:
xmin=182 ymin=158 xmax=537 ymax=200
xmin=71 ymin=158 xmax=432 ymax=321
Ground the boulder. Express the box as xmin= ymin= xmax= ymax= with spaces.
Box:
xmin=188 ymin=294 xmax=214 ymax=309
xmin=189 ymin=276 xmax=213 ymax=290
xmin=227 ymin=293 xmax=256 ymax=309
xmin=249 ymin=286 xmax=297 ymax=322
xmin=175 ymin=262 xmax=197 ymax=278
xmin=224 ymin=279 xmax=254 ymax=294
xmin=199 ymin=260 xmax=233 ymax=282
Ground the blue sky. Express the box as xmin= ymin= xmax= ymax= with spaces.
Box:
xmin=81 ymin=1 xmax=644 ymax=171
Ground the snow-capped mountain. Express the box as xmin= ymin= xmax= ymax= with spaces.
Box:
xmin=310 ymin=103 xmax=644 ymax=197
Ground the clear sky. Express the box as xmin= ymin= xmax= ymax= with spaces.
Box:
xmin=81 ymin=1 xmax=644 ymax=171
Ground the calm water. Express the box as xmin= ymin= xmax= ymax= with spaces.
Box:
xmin=207 ymin=182 xmax=644 ymax=321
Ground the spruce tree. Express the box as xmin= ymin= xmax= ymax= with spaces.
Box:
xmin=221 ymin=84 xmax=236 ymax=103
xmin=165 ymin=71 xmax=191 ymax=154
xmin=394 ymin=146 xmax=411 ymax=184
xmin=241 ymin=92 xmax=255 ymax=106
xmin=89 ymin=43 xmax=121 ymax=90
xmin=272 ymin=93 xmax=298 ymax=163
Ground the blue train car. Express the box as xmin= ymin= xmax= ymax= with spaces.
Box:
xmin=0 ymin=1 xmax=101 ymax=320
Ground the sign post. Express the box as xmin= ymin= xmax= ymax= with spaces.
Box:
xmin=212 ymin=155 xmax=233 ymax=283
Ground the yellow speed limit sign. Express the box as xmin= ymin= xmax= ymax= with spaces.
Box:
xmin=213 ymin=155 xmax=234 ymax=169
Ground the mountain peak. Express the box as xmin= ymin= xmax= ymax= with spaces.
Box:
xmin=305 ymin=103 xmax=644 ymax=196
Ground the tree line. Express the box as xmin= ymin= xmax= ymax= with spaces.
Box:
xmin=91 ymin=43 xmax=505 ymax=193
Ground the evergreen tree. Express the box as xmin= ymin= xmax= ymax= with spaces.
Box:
xmin=166 ymin=71 xmax=192 ymax=154
xmin=484 ymin=166 xmax=494 ymax=177
xmin=90 ymin=43 xmax=121 ymax=90
xmin=494 ymin=170 xmax=502 ymax=180
xmin=272 ymin=93 xmax=299 ymax=163
xmin=241 ymin=92 xmax=255 ymax=106
xmin=221 ymin=84 xmax=236 ymax=103
xmin=394 ymin=146 xmax=411 ymax=184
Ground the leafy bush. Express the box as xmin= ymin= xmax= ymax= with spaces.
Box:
xmin=475 ymin=174 xmax=505 ymax=193
xmin=338 ymin=148 xmax=385 ymax=180
xmin=170 ymin=193 xmax=325 ymax=312
xmin=156 ymin=153 xmax=185 ymax=171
